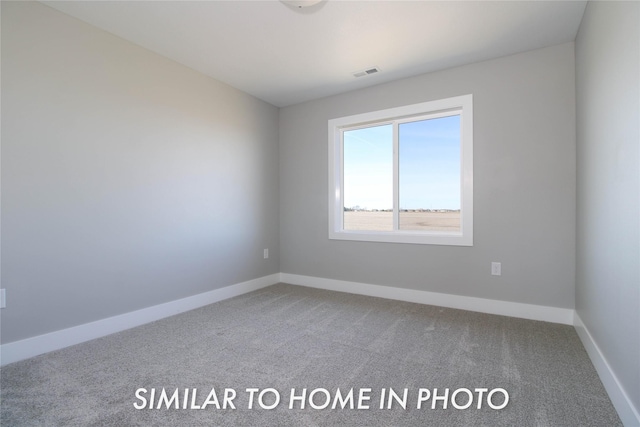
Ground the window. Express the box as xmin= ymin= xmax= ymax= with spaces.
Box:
xmin=328 ymin=94 xmax=473 ymax=246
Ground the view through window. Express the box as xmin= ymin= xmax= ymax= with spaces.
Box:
xmin=343 ymin=115 xmax=461 ymax=232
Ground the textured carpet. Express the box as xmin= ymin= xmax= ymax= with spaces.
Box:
xmin=0 ymin=283 xmax=622 ymax=426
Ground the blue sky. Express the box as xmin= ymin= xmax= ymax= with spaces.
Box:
xmin=343 ymin=115 xmax=460 ymax=210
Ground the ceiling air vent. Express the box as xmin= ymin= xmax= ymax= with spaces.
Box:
xmin=353 ymin=67 xmax=380 ymax=78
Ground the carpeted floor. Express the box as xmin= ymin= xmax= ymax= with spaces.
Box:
xmin=0 ymin=283 xmax=622 ymax=426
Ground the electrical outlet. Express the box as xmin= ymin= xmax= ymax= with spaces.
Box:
xmin=0 ymin=289 xmax=5 ymax=308
xmin=263 ymin=248 xmax=269 ymax=259
xmin=491 ymin=262 xmax=502 ymax=276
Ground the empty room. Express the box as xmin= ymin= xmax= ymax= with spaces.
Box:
xmin=1 ymin=1 xmax=638 ymax=426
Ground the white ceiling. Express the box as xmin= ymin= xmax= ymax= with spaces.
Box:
xmin=43 ymin=0 xmax=587 ymax=107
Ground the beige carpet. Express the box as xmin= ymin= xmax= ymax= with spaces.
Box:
xmin=0 ymin=283 xmax=622 ymax=426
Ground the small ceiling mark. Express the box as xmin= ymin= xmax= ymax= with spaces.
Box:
xmin=353 ymin=67 xmax=380 ymax=78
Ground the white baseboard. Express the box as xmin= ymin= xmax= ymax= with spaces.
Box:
xmin=280 ymin=273 xmax=575 ymax=325
xmin=574 ymin=313 xmax=640 ymax=427
xmin=0 ymin=273 xmax=280 ymax=367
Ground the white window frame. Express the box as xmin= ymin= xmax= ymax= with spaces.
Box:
xmin=328 ymin=94 xmax=473 ymax=246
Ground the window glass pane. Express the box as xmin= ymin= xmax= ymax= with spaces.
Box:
xmin=398 ymin=115 xmax=461 ymax=231
xmin=343 ymin=124 xmax=393 ymax=231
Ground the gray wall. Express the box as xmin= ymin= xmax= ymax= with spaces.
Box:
xmin=575 ymin=1 xmax=640 ymax=415
xmin=1 ymin=1 xmax=280 ymax=344
xmin=280 ymin=43 xmax=576 ymax=308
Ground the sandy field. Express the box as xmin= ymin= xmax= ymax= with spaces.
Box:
xmin=343 ymin=211 xmax=460 ymax=232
